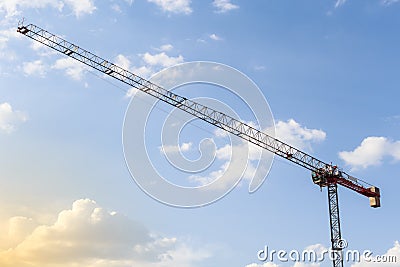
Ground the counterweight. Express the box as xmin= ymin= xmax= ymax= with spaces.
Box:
xmin=17 ymin=23 xmax=381 ymax=267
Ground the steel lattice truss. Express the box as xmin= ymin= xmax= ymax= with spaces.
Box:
xmin=17 ymin=24 xmax=328 ymax=169
xmin=18 ymin=23 xmax=382 ymax=267
xmin=17 ymin=24 xmax=375 ymax=194
xmin=328 ymin=184 xmax=344 ymax=267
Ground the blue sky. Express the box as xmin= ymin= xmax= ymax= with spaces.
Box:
xmin=0 ymin=0 xmax=399 ymax=266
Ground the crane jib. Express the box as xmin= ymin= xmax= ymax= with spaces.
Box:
xmin=18 ymin=22 xmax=382 ymax=267
xmin=16 ymin=23 xmax=380 ymax=206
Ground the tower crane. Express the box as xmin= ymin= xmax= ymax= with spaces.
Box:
xmin=17 ymin=23 xmax=381 ymax=267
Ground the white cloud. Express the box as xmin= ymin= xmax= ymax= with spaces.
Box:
xmin=114 ymin=54 xmax=154 ymax=78
xmin=0 ymin=199 xmax=211 ymax=267
xmin=351 ymin=241 xmax=400 ymax=267
xmin=28 ymin=41 xmax=57 ymax=57
xmin=212 ymin=0 xmax=239 ymax=13
xmin=0 ymin=0 xmax=64 ymax=18
xmin=275 ymin=119 xmax=326 ymax=151
xmin=254 ymin=65 xmax=266 ymax=71
xmin=115 ymin=54 xmax=131 ymax=70
xmin=214 ymin=127 xmax=229 ymax=138
xmin=0 ymin=102 xmax=27 ymax=133
xmin=159 ymin=44 xmax=173 ymax=52
xmin=52 ymin=57 xmax=88 ymax=80
xmin=0 ymin=28 xmax=21 ymax=50
xmin=209 ymin=33 xmax=222 ymax=41
xmin=0 ymin=0 xmax=95 ymax=18
xmin=335 ymin=0 xmax=347 ymax=8
xmin=117 ymin=51 xmax=183 ymax=73
xmin=181 ymin=142 xmax=192 ymax=151
xmin=64 ymin=0 xmax=96 ymax=17
xmin=190 ymin=119 xmax=324 ymax=189
xmin=382 ymin=0 xmax=400 ymax=5
xmin=292 ymin=263 xmax=320 ymax=267
xmin=160 ymin=142 xmax=193 ymax=154
xmin=0 ymin=27 xmax=21 ymax=61
xmin=304 ymin=243 xmax=328 ymax=255
xmin=334 ymin=0 xmax=400 ymax=8
xmin=245 ymin=263 xmax=279 ymax=267
xmin=143 ymin=52 xmax=184 ymax=68
xmin=30 ymin=41 xmax=45 ymax=51
xmin=132 ymin=65 xmax=153 ymax=78
xmin=23 ymin=60 xmax=46 ymax=77
xmin=189 ymin=138 xmax=266 ymax=188
xmin=112 ymin=0 xmax=134 ymax=12
xmin=115 ymin=50 xmax=184 ymax=97
xmin=339 ymin=136 xmax=400 ymax=170
xmin=148 ymin=0 xmax=192 ymax=14
xmin=111 ymin=4 xmax=122 ymax=13
xmin=126 ymin=87 xmax=139 ymax=97
xmin=189 ymin=149 xmax=262 ymax=188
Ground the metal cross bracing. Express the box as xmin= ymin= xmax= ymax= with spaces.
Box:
xmin=17 ymin=23 xmax=381 ymax=267
xmin=328 ymin=183 xmax=344 ymax=267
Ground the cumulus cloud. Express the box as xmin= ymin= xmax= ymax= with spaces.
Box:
xmin=158 ymin=44 xmax=173 ymax=52
xmin=339 ymin=136 xmax=400 ymax=170
xmin=0 ymin=199 xmax=210 ymax=267
xmin=189 ymin=121 xmax=269 ymax=189
xmin=114 ymin=54 xmax=153 ymax=78
xmin=132 ymin=65 xmax=153 ymax=78
xmin=189 ymin=119 xmax=325 ymax=189
xmin=23 ymin=60 xmax=46 ymax=77
xmin=30 ymin=41 xmax=45 ymax=51
xmin=115 ymin=52 xmax=183 ymax=98
xmin=64 ymin=0 xmax=96 ymax=17
xmin=275 ymin=119 xmax=326 ymax=151
xmin=147 ymin=0 xmax=192 ymax=15
xmin=189 ymin=141 xmax=264 ymax=188
xmin=116 ymin=52 xmax=183 ymax=74
xmin=0 ymin=102 xmax=27 ymax=133
xmin=114 ymin=51 xmax=183 ymax=98
xmin=143 ymin=52 xmax=184 ymax=68
xmin=52 ymin=57 xmax=88 ymax=80
xmin=209 ymin=33 xmax=223 ymax=41
xmin=212 ymin=0 xmax=239 ymax=13
xmin=160 ymin=142 xmax=193 ymax=154
xmin=0 ymin=0 xmax=95 ymax=18
xmin=0 ymin=27 xmax=21 ymax=61
xmin=115 ymin=54 xmax=131 ymax=70
xmin=0 ymin=27 xmax=21 ymax=50
xmin=0 ymin=0 xmax=63 ymax=18
xmin=351 ymin=241 xmax=400 ymax=267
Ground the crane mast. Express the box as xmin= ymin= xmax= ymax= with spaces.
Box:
xmin=17 ymin=23 xmax=381 ymax=267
